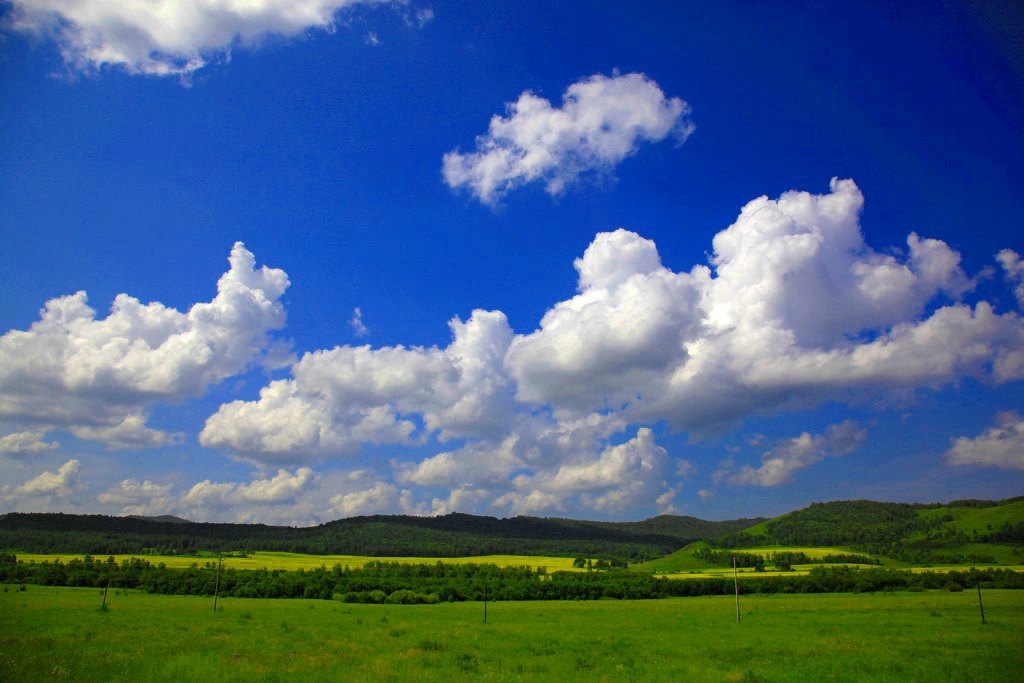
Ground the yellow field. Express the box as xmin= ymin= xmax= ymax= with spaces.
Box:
xmin=13 ymin=551 xmax=584 ymax=573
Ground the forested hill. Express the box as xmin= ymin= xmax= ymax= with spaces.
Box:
xmin=710 ymin=498 xmax=1024 ymax=561
xmin=0 ymin=511 xmax=762 ymax=560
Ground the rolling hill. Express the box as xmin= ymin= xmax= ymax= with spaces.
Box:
xmin=0 ymin=511 xmax=762 ymax=560
xmin=3 ymin=497 xmax=1020 ymax=565
xmin=706 ymin=497 xmax=1024 ymax=565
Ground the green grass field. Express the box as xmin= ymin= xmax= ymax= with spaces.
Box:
xmin=2 ymin=584 xmax=1021 ymax=681
xmin=13 ymin=551 xmax=583 ymax=573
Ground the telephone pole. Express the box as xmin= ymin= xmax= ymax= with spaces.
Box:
xmin=213 ymin=556 xmax=223 ymax=612
xmin=733 ymin=557 xmax=741 ymax=624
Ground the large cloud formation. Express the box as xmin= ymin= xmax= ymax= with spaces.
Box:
xmin=202 ymin=179 xmax=1024 ymax=516
xmin=443 ymin=72 xmax=694 ymax=205
xmin=510 ymin=178 xmax=1020 ymax=434
xmin=7 ymin=0 xmax=395 ymax=76
xmin=0 ymin=242 xmax=288 ymax=449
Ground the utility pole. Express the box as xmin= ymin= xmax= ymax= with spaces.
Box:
xmin=977 ymin=579 xmax=986 ymax=625
xmin=102 ymin=577 xmax=110 ymax=610
xmin=483 ymin=574 xmax=488 ymax=624
xmin=213 ymin=556 xmax=223 ymax=613
xmin=733 ymin=557 xmax=741 ymax=624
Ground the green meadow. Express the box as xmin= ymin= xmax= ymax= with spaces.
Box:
xmin=3 ymin=584 xmax=1021 ymax=682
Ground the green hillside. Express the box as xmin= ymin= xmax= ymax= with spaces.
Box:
xmin=710 ymin=497 xmax=1024 ymax=565
xmin=916 ymin=500 xmax=1024 ymax=536
xmin=631 ymin=542 xmax=714 ymax=572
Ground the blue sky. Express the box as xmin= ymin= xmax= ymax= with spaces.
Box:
xmin=1 ymin=0 xmax=1022 ymax=524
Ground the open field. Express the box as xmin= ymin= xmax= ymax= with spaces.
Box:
xmin=3 ymin=584 xmax=1022 ymax=682
xmin=12 ymin=551 xmax=584 ymax=573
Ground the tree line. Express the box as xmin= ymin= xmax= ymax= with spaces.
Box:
xmin=2 ymin=554 xmax=1021 ymax=602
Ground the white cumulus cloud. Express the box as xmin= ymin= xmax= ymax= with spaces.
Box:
xmin=183 ymin=466 xmax=319 ymax=508
xmin=506 ymin=228 xmax=703 ymax=410
xmin=7 ymin=0 xmax=396 ymax=77
xmin=96 ymin=478 xmax=176 ymax=516
xmin=14 ymin=458 xmax=80 ymax=496
xmin=492 ymin=427 xmax=672 ymax=515
xmin=946 ymin=412 xmax=1024 ymax=471
xmin=511 ymin=179 xmax=1021 ymax=435
xmin=329 ymin=481 xmax=400 ymax=517
xmin=0 ymin=431 xmax=59 ymax=455
xmin=0 ymin=242 xmax=288 ymax=450
xmin=443 ymin=72 xmax=693 ymax=205
xmin=201 ymin=309 xmax=515 ymax=462
xmin=998 ymin=250 xmax=1024 ymax=308
xmin=70 ymin=413 xmax=183 ymax=450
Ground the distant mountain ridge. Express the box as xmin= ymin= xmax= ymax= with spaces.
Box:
xmin=0 ymin=510 xmax=763 ymax=560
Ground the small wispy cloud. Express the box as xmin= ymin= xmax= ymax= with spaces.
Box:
xmin=729 ymin=421 xmax=866 ymax=488
xmin=350 ymin=307 xmax=369 ymax=337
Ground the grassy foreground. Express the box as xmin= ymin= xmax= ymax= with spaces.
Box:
xmin=3 ymin=585 xmax=1022 ymax=682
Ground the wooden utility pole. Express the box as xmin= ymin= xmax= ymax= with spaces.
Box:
xmin=212 ymin=556 xmax=223 ymax=612
xmin=102 ymin=578 xmax=110 ymax=609
xmin=733 ymin=557 xmax=741 ymax=624
xmin=977 ymin=581 xmax=986 ymax=625
xmin=483 ymin=574 xmax=488 ymax=624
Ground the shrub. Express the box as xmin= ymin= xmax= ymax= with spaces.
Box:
xmin=386 ymin=589 xmax=440 ymax=604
